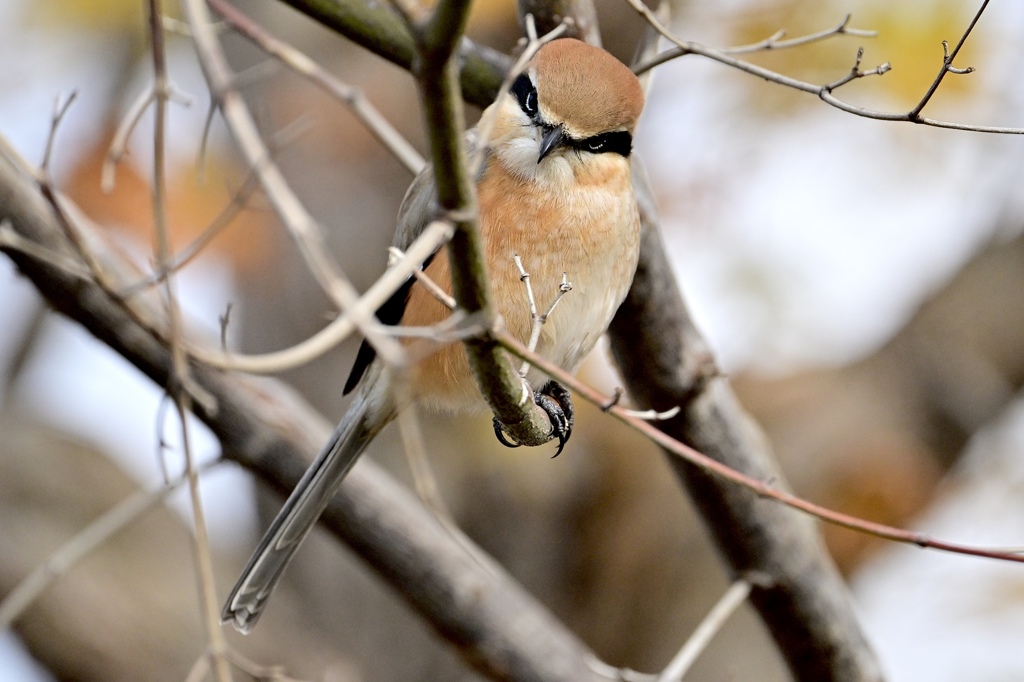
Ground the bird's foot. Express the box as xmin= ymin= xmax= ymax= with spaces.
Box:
xmin=492 ymin=380 xmax=574 ymax=456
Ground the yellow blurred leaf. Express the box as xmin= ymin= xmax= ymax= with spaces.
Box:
xmin=25 ymin=0 xmax=181 ymax=35
xmin=727 ymin=0 xmax=986 ymax=115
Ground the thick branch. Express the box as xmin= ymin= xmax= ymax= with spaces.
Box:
xmin=606 ymin=163 xmax=884 ymax=682
xmin=517 ymin=0 xmax=601 ymax=46
xmin=0 ymin=152 xmax=602 ymax=682
xmin=280 ymin=0 xmax=510 ymax=106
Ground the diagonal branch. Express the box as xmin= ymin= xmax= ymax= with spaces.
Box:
xmin=0 ymin=148 xmax=604 ymax=682
xmin=605 ymin=162 xmax=884 ymax=682
xmin=909 ymin=0 xmax=990 ymax=117
xmin=182 ymin=0 xmax=406 ymax=370
xmin=209 ymin=0 xmax=425 ymax=175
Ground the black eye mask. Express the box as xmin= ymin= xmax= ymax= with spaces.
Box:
xmin=510 ymin=73 xmax=632 ymax=158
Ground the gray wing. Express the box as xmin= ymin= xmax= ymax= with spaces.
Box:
xmin=344 ymin=137 xmax=489 ymax=393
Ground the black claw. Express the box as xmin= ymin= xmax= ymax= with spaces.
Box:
xmin=537 ymin=380 xmax=574 ymax=457
xmin=491 ymin=381 xmax=575 ymax=455
xmin=493 ymin=416 xmax=522 ymax=449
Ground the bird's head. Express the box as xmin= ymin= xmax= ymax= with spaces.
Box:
xmin=488 ymin=38 xmax=645 ymax=183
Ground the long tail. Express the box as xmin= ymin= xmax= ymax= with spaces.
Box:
xmin=222 ymin=382 xmax=393 ymax=633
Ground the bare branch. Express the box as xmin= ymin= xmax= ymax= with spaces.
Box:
xmin=724 ymin=13 xmax=876 ymax=55
xmin=188 ymin=220 xmax=453 ymax=373
xmin=119 ymin=167 xmax=263 ymax=297
xmin=279 ymin=0 xmax=511 ymax=107
xmin=182 ymin=0 xmax=406 ymax=370
xmin=122 ymin=114 xmax=313 ymax=298
xmin=101 ymin=83 xmax=192 ymax=193
xmin=144 ymin=2 xmax=231 ymax=679
xmin=629 ymin=0 xmax=1017 ymax=134
xmin=622 ymin=405 xmax=680 ymax=421
xmin=560 ymin=157 xmax=875 ymax=681
xmin=101 ymin=87 xmax=155 ymax=191
xmin=0 ymin=148 xmax=607 ymax=681
xmin=657 ymin=580 xmax=752 ymax=682
xmin=0 ymin=219 xmax=91 ymax=280
xmin=512 ymin=253 xmax=572 ymax=377
xmin=496 ymin=329 xmax=1024 ymax=566
xmin=42 ymin=92 xmax=78 ymax=174
xmin=909 ymin=0 xmax=989 ymax=117
xmin=0 ymin=461 xmax=219 ymax=629
xmin=820 ymin=47 xmax=891 ymax=92
xmin=518 ymin=0 xmax=598 ymax=45
xmin=210 ymin=0 xmax=425 ymax=175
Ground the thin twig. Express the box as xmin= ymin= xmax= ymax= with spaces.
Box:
xmin=496 ymin=331 xmax=1024 ymax=566
xmin=511 ymin=253 xmax=571 ymax=376
xmin=629 ymin=1 xmax=1016 ymax=134
xmin=33 ymin=178 xmax=215 ymax=416
xmin=391 ymin=379 xmax=501 ymax=579
xmin=42 ymin=92 xmax=77 ymax=174
xmin=101 ymin=84 xmax=192 ymax=193
xmin=631 ymin=0 xmax=668 ymax=94
xmin=101 ymin=88 xmax=155 ymax=192
xmin=909 ymin=0 xmax=989 ymax=117
xmin=154 ymin=394 xmax=175 ymax=483
xmin=586 ymin=657 xmax=656 ymax=682
xmin=197 ymin=101 xmax=218 ymax=179
xmin=512 ymin=253 xmax=538 ymax=376
xmin=35 ymin=106 xmax=169 ymax=356
xmin=145 ymin=3 xmax=231 ymax=679
xmin=656 ymin=580 xmax=752 ymax=682
xmin=182 ymin=0 xmax=406 ymax=370
xmin=723 ymin=13 xmax=876 ymax=55
xmin=0 ymin=461 xmax=219 ymax=629
xmin=542 ymin=273 xmax=571 ymax=322
xmin=621 ymin=405 xmax=680 ymax=421
xmin=184 ymin=654 xmax=211 ymax=682
xmin=396 ymin=246 xmax=457 ymax=309
xmin=120 ymin=166 xmax=262 ymax=297
xmin=188 ymin=220 xmax=453 ymax=373
xmin=209 ymin=0 xmax=425 ymax=175
xmin=377 ymin=314 xmax=486 ymax=343
xmin=394 ymin=388 xmax=446 ymax=518
xmin=0 ymin=220 xmax=91 ymax=280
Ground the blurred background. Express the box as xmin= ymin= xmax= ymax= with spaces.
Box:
xmin=2 ymin=0 xmax=1024 ymax=680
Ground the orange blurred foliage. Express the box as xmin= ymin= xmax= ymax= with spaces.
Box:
xmin=65 ymin=132 xmax=276 ymax=273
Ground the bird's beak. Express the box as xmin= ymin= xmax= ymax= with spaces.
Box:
xmin=537 ymin=125 xmax=566 ymax=164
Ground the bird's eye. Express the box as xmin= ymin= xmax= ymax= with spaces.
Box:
xmin=511 ymin=74 xmax=539 ymax=118
xmin=586 ymin=137 xmax=606 ymax=152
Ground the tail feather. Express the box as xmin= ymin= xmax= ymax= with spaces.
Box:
xmin=222 ymin=386 xmax=391 ymax=633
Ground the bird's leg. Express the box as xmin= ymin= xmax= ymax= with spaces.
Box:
xmin=491 ymin=380 xmax=574 ymax=456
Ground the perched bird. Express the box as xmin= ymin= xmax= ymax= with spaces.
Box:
xmin=223 ymin=37 xmax=645 ymax=632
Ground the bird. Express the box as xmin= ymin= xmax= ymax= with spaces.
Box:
xmin=222 ymin=37 xmax=645 ymax=633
